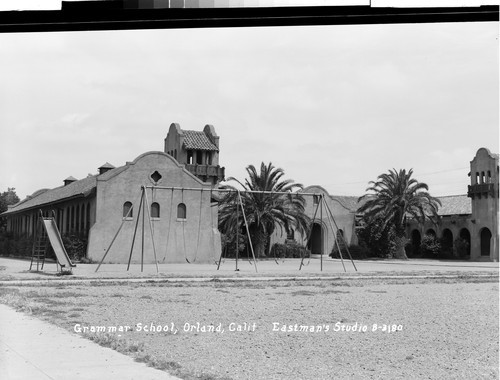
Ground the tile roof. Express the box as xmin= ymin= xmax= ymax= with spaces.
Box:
xmin=436 ymin=194 xmax=471 ymax=216
xmin=2 ymin=175 xmax=97 ymax=216
xmin=98 ymin=162 xmax=115 ymax=169
xmin=182 ymin=130 xmax=218 ymax=151
xmin=330 ymin=195 xmax=360 ymax=212
xmin=346 ymin=194 xmax=471 ymax=217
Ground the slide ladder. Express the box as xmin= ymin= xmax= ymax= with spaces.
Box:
xmin=29 ymin=214 xmax=49 ymax=271
xmin=29 ymin=210 xmax=76 ymax=274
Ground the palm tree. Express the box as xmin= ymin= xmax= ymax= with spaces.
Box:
xmin=357 ymin=168 xmax=441 ymax=259
xmin=218 ymin=162 xmax=310 ymax=258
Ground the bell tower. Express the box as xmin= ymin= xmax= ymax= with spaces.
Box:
xmin=164 ymin=123 xmax=225 ymax=186
xmin=467 ymin=148 xmax=499 ymax=261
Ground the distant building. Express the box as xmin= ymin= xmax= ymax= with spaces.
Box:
xmin=2 ymin=123 xmax=224 ymax=264
xmin=271 ymin=148 xmax=499 ymax=262
xmin=406 ymin=148 xmax=499 ymax=261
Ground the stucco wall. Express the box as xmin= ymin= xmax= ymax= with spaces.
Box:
xmin=87 ymin=151 xmax=221 ymax=264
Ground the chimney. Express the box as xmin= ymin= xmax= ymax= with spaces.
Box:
xmin=64 ymin=176 xmax=77 ymax=186
xmin=98 ymin=162 xmax=115 ymax=175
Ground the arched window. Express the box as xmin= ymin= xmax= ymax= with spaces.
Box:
xmin=151 ymin=202 xmax=160 ymax=218
xmin=286 ymin=228 xmax=295 ymax=240
xmin=177 ymin=203 xmax=187 ymax=219
xmin=123 ymin=202 xmax=133 ymax=218
xmin=481 ymin=171 xmax=485 ymax=184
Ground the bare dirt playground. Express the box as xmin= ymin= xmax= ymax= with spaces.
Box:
xmin=1 ymin=276 xmax=498 ymax=380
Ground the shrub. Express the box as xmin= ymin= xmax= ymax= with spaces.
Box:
xmin=0 ymin=231 xmax=15 ymax=256
xmin=62 ymin=235 xmax=87 ymax=262
xmin=220 ymin=232 xmax=247 ymax=259
xmin=16 ymin=236 xmax=34 ymax=257
xmin=356 ymin=217 xmax=397 ymax=258
xmin=0 ymin=233 xmax=33 ymax=257
xmin=329 ymin=233 xmax=347 ymax=258
xmin=270 ymin=241 xmax=310 ymax=259
xmin=405 ymin=243 xmax=415 ymax=258
xmin=421 ymin=234 xmax=441 ymax=257
xmin=454 ymin=237 xmax=470 ymax=259
xmin=331 ymin=244 xmax=369 ymax=260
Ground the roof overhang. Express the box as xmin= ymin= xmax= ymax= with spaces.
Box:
xmin=0 ymin=191 xmax=94 ymax=217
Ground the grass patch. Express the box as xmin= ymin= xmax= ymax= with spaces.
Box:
xmin=321 ymin=289 xmax=351 ymax=294
xmin=291 ymin=290 xmax=316 ymax=296
xmin=0 ymin=287 xmax=20 ymax=297
xmin=40 ymin=309 xmax=67 ymax=318
xmin=136 ymin=353 xmax=182 ymax=370
xmin=55 ymin=291 xmax=84 ymax=298
xmin=37 ymin=298 xmax=67 ymax=306
xmin=0 ymin=290 xmax=43 ymax=315
xmin=83 ymin=332 xmax=145 ymax=354
xmin=82 ymin=333 xmax=230 ymax=380
xmin=135 ymin=352 xmax=233 ymax=380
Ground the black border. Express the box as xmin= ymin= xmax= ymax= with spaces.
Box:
xmin=0 ymin=2 xmax=498 ymax=33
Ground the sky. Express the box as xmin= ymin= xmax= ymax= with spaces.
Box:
xmin=0 ymin=20 xmax=498 ymax=200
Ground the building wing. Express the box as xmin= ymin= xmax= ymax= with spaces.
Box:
xmin=1 ymin=176 xmax=97 ymax=216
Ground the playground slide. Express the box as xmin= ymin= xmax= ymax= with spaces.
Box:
xmin=42 ymin=219 xmax=76 ymax=269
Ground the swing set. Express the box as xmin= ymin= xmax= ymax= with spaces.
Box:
xmin=95 ymin=186 xmax=356 ymax=273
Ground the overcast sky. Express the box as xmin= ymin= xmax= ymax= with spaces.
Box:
xmin=0 ymin=21 xmax=498 ymax=200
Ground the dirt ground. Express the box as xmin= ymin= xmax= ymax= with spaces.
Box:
xmin=1 ymin=276 xmax=498 ymax=380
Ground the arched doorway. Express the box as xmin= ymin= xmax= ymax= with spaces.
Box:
xmin=480 ymin=228 xmax=492 ymax=257
xmin=307 ymin=223 xmax=323 ymax=255
xmin=411 ymin=229 xmax=421 ymax=255
xmin=459 ymin=228 xmax=471 ymax=257
xmin=442 ymin=229 xmax=453 ymax=256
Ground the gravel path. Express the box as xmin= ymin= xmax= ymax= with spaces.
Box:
xmin=2 ymin=279 xmax=498 ymax=380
